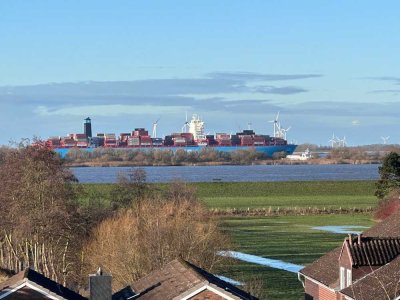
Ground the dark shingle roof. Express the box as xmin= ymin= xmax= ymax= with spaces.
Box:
xmin=112 ymin=286 xmax=136 ymax=300
xmin=363 ymin=209 xmax=400 ymax=238
xmin=185 ymin=260 xmax=258 ymax=300
xmin=340 ymin=255 xmax=400 ymax=300
xmin=299 ymin=247 xmax=341 ymax=287
xmin=348 ymin=237 xmax=400 ymax=266
xmin=0 ymin=268 xmax=87 ymax=300
xmin=300 ymin=209 xmax=400 ymax=288
xmin=130 ymin=259 xmax=258 ymax=300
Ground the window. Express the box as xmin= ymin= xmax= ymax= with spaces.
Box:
xmin=347 ymin=269 xmax=352 ymax=287
xmin=340 ymin=267 xmax=345 ymax=289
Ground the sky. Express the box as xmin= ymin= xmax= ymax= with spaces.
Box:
xmin=1 ymin=1 xmax=399 ymax=146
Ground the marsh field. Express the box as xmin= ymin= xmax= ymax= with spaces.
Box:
xmin=80 ymin=180 xmax=377 ymax=210
xmin=80 ymin=181 xmax=378 ymax=299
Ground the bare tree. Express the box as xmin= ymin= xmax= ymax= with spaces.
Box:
xmin=110 ymin=167 xmax=149 ymax=209
xmin=0 ymin=145 xmax=87 ymax=287
xmin=84 ymin=193 xmax=230 ymax=291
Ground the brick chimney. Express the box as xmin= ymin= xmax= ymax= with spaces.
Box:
xmin=89 ymin=267 xmax=112 ymax=300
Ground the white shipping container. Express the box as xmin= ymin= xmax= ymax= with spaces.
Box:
xmin=174 ymin=138 xmax=186 ymax=143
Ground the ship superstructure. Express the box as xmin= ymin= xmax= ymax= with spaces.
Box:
xmin=45 ymin=114 xmax=297 ymax=157
xmin=189 ymin=114 xmax=207 ymax=146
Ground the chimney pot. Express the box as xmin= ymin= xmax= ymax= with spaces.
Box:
xmin=348 ymin=233 xmax=352 ymax=243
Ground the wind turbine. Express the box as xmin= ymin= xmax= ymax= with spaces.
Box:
xmin=268 ymin=111 xmax=280 ymax=137
xmin=340 ymin=136 xmax=347 ymax=147
xmin=152 ymin=118 xmax=160 ymax=138
xmin=181 ymin=112 xmax=190 ymax=133
xmin=381 ymin=136 xmax=390 ymax=145
xmin=328 ymin=133 xmax=337 ymax=148
xmin=280 ymin=126 xmax=291 ymax=140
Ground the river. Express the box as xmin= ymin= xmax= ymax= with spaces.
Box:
xmin=70 ymin=164 xmax=380 ymax=183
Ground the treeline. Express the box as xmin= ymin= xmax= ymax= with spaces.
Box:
xmin=64 ymin=147 xmax=273 ymax=166
xmin=326 ymin=146 xmax=400 ymax=162
xmin=296 ymin=143 xmax=400 ymax=163
xmin=0 ymin=145 xmax=229 ymax=292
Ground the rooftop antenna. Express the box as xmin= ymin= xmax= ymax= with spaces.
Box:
xmin=381 ymin=136 xmax=390 ymax=145
xmin=152 ymin=118 xmax=160 ymax=138
xmin=247 ymin=122 xmax=252 ymax=130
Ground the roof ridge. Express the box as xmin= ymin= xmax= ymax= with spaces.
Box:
xmin=179 ymin=259 xmax=209 ymax=282
xmin=0 ymin=267 xmax=87 ymax=300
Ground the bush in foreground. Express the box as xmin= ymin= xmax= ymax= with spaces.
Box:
xmin=84 ymin=194 xmax=230 ymax=290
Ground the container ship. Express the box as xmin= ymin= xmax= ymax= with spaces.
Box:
xmin=45 ymin=114 xmax=297 ymax=157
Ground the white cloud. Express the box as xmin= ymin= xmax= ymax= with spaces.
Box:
xmin=352 ymin=120 xmax=361 ymax=126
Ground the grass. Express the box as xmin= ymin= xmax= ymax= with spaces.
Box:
xmin=78 ymin=180 xmax=378 ymax=211
xmin=219 ymin=214 xmax=375 ymax=299
xmin=77 ymin=181 xmax=379 ymax=298
xmin=203 ymin=195 xmax=375 ymax=209
xmin=194 ymin=181 xmax=376 ymax=198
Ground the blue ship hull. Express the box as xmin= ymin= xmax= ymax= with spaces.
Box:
xmin=54 ymin=144 xmax=297 ymax=158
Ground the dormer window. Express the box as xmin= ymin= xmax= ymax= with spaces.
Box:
xmin=346 ymin=269 xmax=352 ymax=287
xmin=340 ymin=267 xmax=345 ymax=289
xmin=340 ymin=267 xmax=352 ymax=289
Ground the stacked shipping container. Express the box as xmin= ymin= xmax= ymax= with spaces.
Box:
xmin=45 ymin=120 xmax=290 ymax=149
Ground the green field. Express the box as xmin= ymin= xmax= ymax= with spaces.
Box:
xmin=79 ymin=180 xmax=378 ymax=210
xmin=195 ymin=181 xmax=377 ymax=209
xmin=219 ymin=214 xmax=375 ymax=299
xmin=78 ymin=181 xmax=378 ymax=299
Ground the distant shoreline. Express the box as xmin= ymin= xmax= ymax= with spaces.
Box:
xmin=65 ymin=158 xmax=381 ymax=167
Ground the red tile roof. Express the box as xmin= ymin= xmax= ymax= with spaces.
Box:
xmin=300 ymin=210 xmax=400 ymax=288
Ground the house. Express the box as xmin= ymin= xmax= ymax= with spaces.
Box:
xmin=0 ymin=268 xmax=87 ymax=300
xmin=119 ymin=258 xmax=258 ymax=300
xmin=298 ymin=210 xmax=400 ymax=300
xmin=0 ymin=259 xmax=256 ymax=300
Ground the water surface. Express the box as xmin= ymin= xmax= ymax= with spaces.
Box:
xmin=218 ymin=251 xmax=304 ymax=273
xmin=312 ymin=225 xmax=369 ymax=235
xmin=71 ymin=164 xmax=379 ymax=183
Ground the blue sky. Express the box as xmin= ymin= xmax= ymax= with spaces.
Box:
xmin=1 ymin=1 xmax=399 ymax=145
